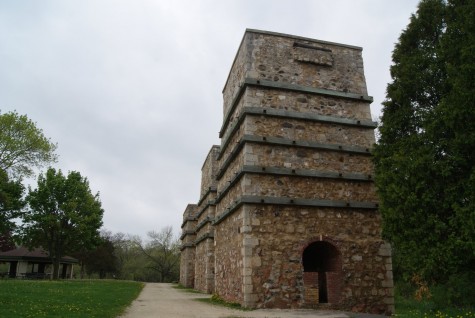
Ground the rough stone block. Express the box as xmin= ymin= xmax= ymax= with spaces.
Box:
xmin=252 ymin=256 xmax=262 ymax=267
xmin=243 ymin=237 xmax=259 ymax=247
xmin=243 ymin=283 xmax=253 ymax=294
xmin=243 ymin=267 xmax=252 ymax=276
xmin=381 ymin=280 xmax=394 ymax=288
xmin=241 ymin=225 xmax=252 ymax=233
xmin=378 ymin=243 xmax=392 ymax=256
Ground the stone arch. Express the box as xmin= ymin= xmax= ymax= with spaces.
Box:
xmin=302 ymin=240 xmax=342 ymax=305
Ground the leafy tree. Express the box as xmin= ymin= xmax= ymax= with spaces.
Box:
xmin=0 ymin=231 xmax=15 ymax=252
xmin=100 ymin=228 xmax=180 ymax=282
xmin=109 ymin=232 xmax=154 ymax=281
xmin=74 ymin=230 xmax=117 ymax=279
xmin=134 ymin=227 xmax=180 ymax=282
xmin=22 ymin=168 xmax=104 ymax=279
xmin=110 ymin=232 xmax=141 ymax=280
xmin=0 ymin=111 xmax=57 ymax=178
xmin=0 ymin=168 xmax=24 ymax=235
xmin=374 ymin=0 xmax=475 ymax=287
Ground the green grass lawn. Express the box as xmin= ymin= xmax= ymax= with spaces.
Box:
xmin=0 ymin=279 xmax=143 ymax=318
xmin=394 ymin=294 xmax=474 ymax=318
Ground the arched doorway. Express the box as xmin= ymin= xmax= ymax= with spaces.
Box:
xmin=302 ymin=241 xmax=342 ymax=305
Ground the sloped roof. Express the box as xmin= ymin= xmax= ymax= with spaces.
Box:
xmin=0 ymin=246 xmax=78 ymax=264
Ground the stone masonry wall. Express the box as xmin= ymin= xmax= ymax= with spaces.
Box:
xmin=247 ymin=33 xmax=368 ymax=94
xmin=194 ymin=145 xmax=219 ymax=293
xmin=222 ymin=37 xmax=251 ymax=116
xmin=179 ymin=247 xmax=195 ymax=288
xmin=194 ymin=203 xmax=215 ymax=293
xmin=244 ymin=143 xmax=374 ymax=175
xmin=180 ymin=29 xmax=394 ymax=315
xmin=218 ymin=30 xmax=392 ymax=314
xmin=244 ymin=87 xmax=372 ymax=120
xmin=243 ymin=204 xmax=393 ymax=312
xmin=245 ymin=115 xmax=375 ymax=148
xmin=179 ymin=204 xmax=197 ymax=288
xmin=243 ymin=174 xmax=377 ymax=202
xmin=200 ymin=146 xmax=220 ymax=198
xmin=221 ymin=31 xmax=368 ymax=129
xmin=214 ymin=209 xmax=244 ymax=302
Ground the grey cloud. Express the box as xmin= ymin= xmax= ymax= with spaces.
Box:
xmin=0 ymin=0 xmax=419 ymax=237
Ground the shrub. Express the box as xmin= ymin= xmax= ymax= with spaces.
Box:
xmin=431 ymin=271 xmax=475 ymax=309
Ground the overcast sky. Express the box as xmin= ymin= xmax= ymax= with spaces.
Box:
xmin=0 ymin=0 xmax=420 ymax=238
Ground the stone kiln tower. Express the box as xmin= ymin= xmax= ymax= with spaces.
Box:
xmin=180 ymin=29 xmax=394 ymax=315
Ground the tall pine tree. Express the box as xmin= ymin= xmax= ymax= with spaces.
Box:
xmin=374 ymin=0 xmax=474 ymax=285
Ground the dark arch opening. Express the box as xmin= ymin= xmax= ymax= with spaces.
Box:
xmin=302 ymin=241 xmax=341 ymax=304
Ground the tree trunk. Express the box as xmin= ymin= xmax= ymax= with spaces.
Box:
xmin=52 ymin=256 xmax=61 ymax=280
xmin=52 ymin=244 xmax=62 ymax=280
xmin=80 ymin=261 xmax=85 ymax=279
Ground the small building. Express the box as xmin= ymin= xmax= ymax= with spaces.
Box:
xmin=0 ymin=246 xmax=77 ymax=279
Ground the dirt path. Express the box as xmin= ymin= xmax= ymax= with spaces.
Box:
xmin=119 ymin=283 xmax=384 ymax=318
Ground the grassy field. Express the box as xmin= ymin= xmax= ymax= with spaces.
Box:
xmin=175 ymin=284 xmax=475 ymax=317
xmin=2 ymin=280 xmax=473 ymax=317
xmin=0 ymin=279 xmax=143 ymax=318
xmin=393 ymin=294 xmax=474 ymax=318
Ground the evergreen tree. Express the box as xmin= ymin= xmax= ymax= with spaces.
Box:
xmin=374 ymin=0 xmax=474 ymax=285
xmin=431 ymin=0 xmax=475 ymax=263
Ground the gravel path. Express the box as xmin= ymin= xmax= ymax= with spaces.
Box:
xmin=120 ymin=283 xmax=386 ymax=318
